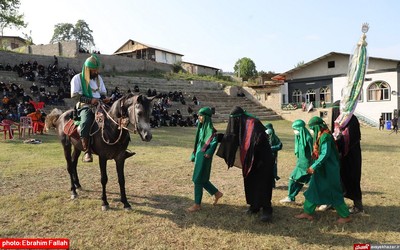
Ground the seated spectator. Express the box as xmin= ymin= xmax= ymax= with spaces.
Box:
xmin=27 ymin=109 xmax=45 ymax=134
xmin=134 ymin=85 xmax=140 ymax=92
xmin=22 ymin=93 xmax=33 ymax=104
xmin=2 ymin=95 xmax=10 ymax=109
xmin=30 ymin=83 xmax=39 ymax=95
xmin=237 ymin=88 xmax=245 ymax=97
xmin=187 ymin=106 xmax=193 ymax=115
xmin=192 ymin=95 xmax=199 ymax=105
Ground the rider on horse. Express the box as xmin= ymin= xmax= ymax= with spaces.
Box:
xmin=71 ymin=54 xmax=110 ymax=162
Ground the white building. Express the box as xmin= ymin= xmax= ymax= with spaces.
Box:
xmin=277 ymin=52 xmax=400 ymax=126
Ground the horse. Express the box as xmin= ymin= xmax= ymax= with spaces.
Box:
xmin=45 ymin=93 xmax=154 ymax=211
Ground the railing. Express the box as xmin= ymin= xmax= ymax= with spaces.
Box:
xmin=354 ymin=111 xmax=378 ymax=127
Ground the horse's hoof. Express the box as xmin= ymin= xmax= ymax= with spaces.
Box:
xmin=71 ymin=194 xmax=78 ymax=199
xmin=76 ymin=186 xmax=82 ymax=191
xmin=101 ymin=205 xmax=109 ymax=211
xmin=124 ymin=206 xmax=132 ymax=211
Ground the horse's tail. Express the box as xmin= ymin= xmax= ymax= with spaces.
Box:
xmin=45 ymin=108 xmax=63 ymax=130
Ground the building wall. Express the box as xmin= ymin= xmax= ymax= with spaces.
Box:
xmin=287 ymin=54 xmax=349 ymax=80
xmin=367 ymin=58 xmax=398 ymax=71
xmin=286 ymin=54 xmax=399 ymax=80
xmin=155 ymin=50 xmax=182 ymax=64
xmin=13 ymin=40 xmax=78 ymax=57
xmin=0 ymin=37 xmax=26 ymax=50
xmin=332 ymin=70 xmax=399 ymax=122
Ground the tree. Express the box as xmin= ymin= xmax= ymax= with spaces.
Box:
xmin=49 ymin=23 xmax=74 ymax=44
xmin=294 ymin=60 xmax=305 ymax=68
xmin=22 ymin=30 xmax=33 ymax=45
xmin=0 ymin=0 xmax=26 ymax=36
xmin=49 ymin=19 xmax=95 ymax=51
xmin=233 ymin=57 xmax=257 ymax=80
xmin=72 ymin=20 xmax=94 ymax=51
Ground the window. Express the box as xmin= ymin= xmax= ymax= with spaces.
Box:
xmin=367 ymin=81 xmax=390 ymax=101
xmin=328 ymin=61 xmax=335 ymax=68
xmin=319 ymin=86 xmax=331 ymax=103
xmin=292 ymin=89 xmax=302 ymax=103
xmin=306 ymin=89 xmax=316 ymax=102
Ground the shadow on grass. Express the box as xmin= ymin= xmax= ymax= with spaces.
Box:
xmin=129 ymin=194 xmax=398 ymax=248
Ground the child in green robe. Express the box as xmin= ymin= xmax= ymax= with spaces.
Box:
xmin=280 ymin=119 xmax=313 ymax=203
xmin=187 ymin=107 xmax=223 ymax=212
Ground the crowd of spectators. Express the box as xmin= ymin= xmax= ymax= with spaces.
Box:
xmin=0 ymin=57 xmax=206 ymax=131
xmin=144 ymin=88 xmax=199 ymax=128
xmin=0 ymin=57 xmax=74 ymax=124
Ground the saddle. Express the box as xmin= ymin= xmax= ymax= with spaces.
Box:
xmin=63 ymin=119 xmax=80 ymax=140
xmin=63 ymin=105 xmax=106 ymax=141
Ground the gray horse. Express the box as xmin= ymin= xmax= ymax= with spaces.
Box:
xmin=45 ymin=93 xmax=154 ymax=210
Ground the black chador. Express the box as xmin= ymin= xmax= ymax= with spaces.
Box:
xmin=216 ymin=106 xmax=275 ymax=222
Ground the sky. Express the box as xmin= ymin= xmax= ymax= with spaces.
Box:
xmin=4 ymin=0 xmax=400 ymax=73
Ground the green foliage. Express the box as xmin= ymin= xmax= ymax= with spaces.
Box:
xmin=0 ymin=0 xmax=26 ymax=36
xmin=22 ymin=30 xmax=33 ymax=45
xmin=294 ymin=60 xmax=305 ymax=68
xmin=234 ymin=57 xmax=257 ymax=80
xmin=73 ymin=19 xmax=95 ymax=51
xmin=49 ymin=19 xmax=94 ymax=51
xmin=49 ymin=23 xmax=74 ymax=44
xmin=172 ymin=62 xmax=183 ymax=73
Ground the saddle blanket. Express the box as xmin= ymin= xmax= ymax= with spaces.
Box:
xmin=63 ymin=119 xmax=80 ymax=140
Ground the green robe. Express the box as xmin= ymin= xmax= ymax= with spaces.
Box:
xmin=290 ymin=144 xmax=312 ymax=182
xmin=191 ymin=135 xmax=218 ymax=183
xmin=304 ymin=133 xmax=345 ymax=206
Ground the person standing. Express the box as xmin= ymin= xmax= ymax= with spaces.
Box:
xmin=332 ymin=101 xmax=364 ymax=213
xmin=392 ymin=116 xmax=398 ymax=134
xmin=70 ymin=54 xmax=110 ymax=162
xmin=187 ymin=107 xmax=223 ymax=212
xmin=295 ymin=116 xmax=351 ymax=224
xmin=280 ymin=119 xmax=313 ymax=203
xmin=379 ymin=116 xmax=385 ymax=130
xmin=217 ymin=107 xmax=275 ymax=222
xmin=264 ymin=123 xmax=283 ymax=186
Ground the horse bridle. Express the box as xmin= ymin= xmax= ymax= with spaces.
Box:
xmin=101 ymin=97 xmax=138 ymax=134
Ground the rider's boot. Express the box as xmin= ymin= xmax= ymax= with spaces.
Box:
xmin=124 ymin=150 xmax=136 ymax=159
xmin=81 ymin=137 xmax=93 ymax=163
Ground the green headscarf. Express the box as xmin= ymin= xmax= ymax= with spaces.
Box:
xmin=195 ymin=107 xmax=215 ymax=149
xmin=292 ymin=119 xmax=313 ymax=157
xmin=264 ymin=123 xmax=280 ymax=147
xmin=308 ymin=116 xmax=329 ymax=144
xmin=81 ymin=54 xmax=101 ymax=98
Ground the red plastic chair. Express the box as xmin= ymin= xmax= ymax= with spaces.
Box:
xmin=0 ymin=119 xmax=20 ymax=139
xmin=19 ymin=116 xmax=33 ymax=138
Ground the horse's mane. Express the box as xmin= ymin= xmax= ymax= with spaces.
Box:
xmin=45 ymin=108 xmax=64 ymax=129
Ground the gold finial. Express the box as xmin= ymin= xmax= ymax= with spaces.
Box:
xmin=362 ymin=23 xmax=369 ymax=33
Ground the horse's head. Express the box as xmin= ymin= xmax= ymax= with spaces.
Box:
xmin=121 ymin=94 xmax=154 ymax=142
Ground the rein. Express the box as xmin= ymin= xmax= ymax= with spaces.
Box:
xmin=90 ymin=98 xmax=138 ymax=145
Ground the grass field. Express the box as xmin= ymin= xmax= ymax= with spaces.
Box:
xmin=0 ymin=119 xmax=399 ymax=250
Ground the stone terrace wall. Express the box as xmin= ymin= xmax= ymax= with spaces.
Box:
xmin=0 ymin=50 xmax=173 ymax=73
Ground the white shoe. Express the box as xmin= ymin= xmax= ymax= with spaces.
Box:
xmin=280 ymin=197 xmax=294 ymax=203
xmin=317 ymin=204 xmax=332 ymax=211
